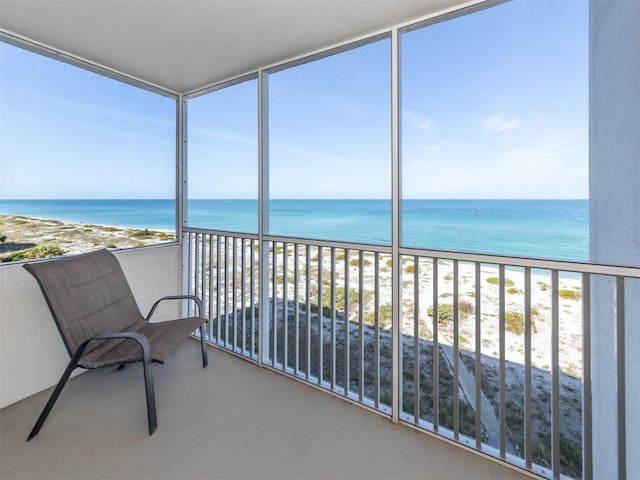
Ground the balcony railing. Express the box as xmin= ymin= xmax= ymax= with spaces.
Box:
xmin=183 ymin=227 xmax=639 ymax=480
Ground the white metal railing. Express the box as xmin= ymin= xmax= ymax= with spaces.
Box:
xmin=183 ymin=227 xmax=639 ymax=480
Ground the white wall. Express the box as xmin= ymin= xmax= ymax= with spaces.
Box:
xmin=0 ymin=244 xmax=182 ymax=409
xmin=589 ymin=0 xmax=640 ymax=477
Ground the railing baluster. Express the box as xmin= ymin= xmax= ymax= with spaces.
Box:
xmin=271 ymin=241 xmax=278 ymax=367
xmin=241 ymin=238 xmax=246 ymax=356
xmin=294 ymin=244 xmax=300 ymax=376
xmin=224 ymin=236 xmax=230 ymax=349
xmin=524 ymin=267 xmax=533 ymax=469
xmin=616 ymin=276 xmax=626 ymax=480
xmin=194 ymin=233 xmax=201 ymax=316
xmin=250 ymin=239 xmax=256 ymax=358
xmin=317 ymin=246 xmax=323 ymax=385
xmin=413 ymin=255 xmax=420 ymax=425
xmin=306 ymin=244 xmax=311 ymax=381
xmin=358 ymin=250 xmax=364 ymax=402
xmin=374 ymin=252 xmax=380 ymax=409
xmin=583 ymin=273 xmax=592 ymax=480
xmin=330 ymin=247 xmax=336 ymax=391
xmin=208 ymin=234 xmax=214 ymax=341
xmin=551 ymin=270 xmax=560 ymax=479
xmin=453 ymin=259 xmax=459 ymax=440
xmin=344 ymin=249 xmax=350 ymax=396
xmin=499 ymin=264 xmax=506 ymax=458
xmin=474 ymin=262 xmax=482 ymax=450
xmin=283 ymin=242 xmax=288 ymax=372
xmin=433 ymin=258 xmax=439 ymax=431
xmin=232 ymin=237 xmax=238 ymax=351
xmin=216 ymin=235 xmax=222 ymax=345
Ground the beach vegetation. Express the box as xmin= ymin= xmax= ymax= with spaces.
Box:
xmin=428 ymin=299 xmax=474 ymax=326
xmin=129 ymin=228 xmax=153 ymax=239
xmin=1 ymin=245 xmax=65 ymax=262
xmin=321 ymin=286 xmax=359 ymax=313
xmin=349 ymin=257 xmax=372 ymax=267
xmin=365 ymin=304 xmax=392 ymax=328
xmin=427 ymin=304 xmax=453 ymax=326
xmin=458 ymin=298 xmax=474 ymax=317
xmin=505 ymin=311 xmax=538 ymax=335
xmin=404 ymin=264 xmax=414 ymax=274
xmin=559 ymin=289 xmax=581 ymax=301
xmin=0 ymin=235 xmax=6 ymax=243
xmin=537 ymin=281 xmax=550 ymax=291
xmin=486 ymin=277 xmax=516 ymax=287
xmin=507 ymin=287 xmax=521 ymax=295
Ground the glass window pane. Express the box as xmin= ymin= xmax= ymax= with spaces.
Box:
xmin=0 ymin=42 xmax=177 ymax=260
xmin=186 ymin=79 xmax=258 ymax=232
xmin=400 ymin=1 xmax=588 ymax=261
xmin=268 ymin=39 xmax=391 ymax=244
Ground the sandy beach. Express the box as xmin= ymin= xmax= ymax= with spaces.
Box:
xmin=0 ymin=214 xmax=175 ymax=261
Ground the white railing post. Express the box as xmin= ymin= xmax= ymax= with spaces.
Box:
xmin=258 ymin=69 xmax=270 ymax=367
xmin=390 ymin=25 xmax=402 ymax=425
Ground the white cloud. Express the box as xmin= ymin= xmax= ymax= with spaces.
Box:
xmin=483 ymin=113 xmax=520 ymax=133
xmin=403 ymin=110 xmax=433 ymax=131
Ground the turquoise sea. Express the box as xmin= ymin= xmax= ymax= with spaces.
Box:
xmin=0 ymin=199 xmax=589 ymax=261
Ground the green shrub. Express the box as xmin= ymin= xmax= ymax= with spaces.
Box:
xmin=365 ymin=304 xmax=393 ymax=328
xmin=1 ymin=245 xmax=65 ymax=262
xmin=559 ymin=289 xmax=581 ymax=301
xmin=405 ymin=264 xmax=414 ymax=274
xmin=321 ymin=286 xmax=359 ymax=312
xmin=350 ymin=257 xmax=372 ymax=267
xmin=486 ymin=277 xmax=515 ymax=287
xmin=427 ymin=304 xmax=453 ymax=326
xmin=504 ymin=311 xmax=537 ymax=335
xmin=505 ymin=311 xmax=525 ymax=335
xmin=129 ymin=228 xmax=152 ymax=238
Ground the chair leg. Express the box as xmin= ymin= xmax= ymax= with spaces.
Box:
xmin=27 ymin=351 xmax=84 ymax=441
xmin=142 ymin=359 xmax=157 ymax=435
xmin=200 ymin=324 xmax=208 ymax=368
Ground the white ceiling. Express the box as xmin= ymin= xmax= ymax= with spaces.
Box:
xmin=0 ymin=0 xmax=475 ymax=94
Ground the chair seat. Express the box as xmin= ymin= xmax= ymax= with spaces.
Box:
xmin=78 ymin=317 xmax=205 ymax=368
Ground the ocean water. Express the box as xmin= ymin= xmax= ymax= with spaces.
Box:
xmin=0 ymin=198 xmax=589 ymax=261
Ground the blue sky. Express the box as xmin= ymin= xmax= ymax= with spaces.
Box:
xmin=0 ymin=0 xmax=588 ymax=200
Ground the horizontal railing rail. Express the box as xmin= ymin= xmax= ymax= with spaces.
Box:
xmin=183 ymin=227 xmax=638 ymax=480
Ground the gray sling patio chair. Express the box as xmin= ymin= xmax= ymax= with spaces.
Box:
xmin=23 ymin=248 xmax=208 ymax=440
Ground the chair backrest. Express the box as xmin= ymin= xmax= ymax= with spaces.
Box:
xmin=24 ymin=249 xmax=144 ymax=357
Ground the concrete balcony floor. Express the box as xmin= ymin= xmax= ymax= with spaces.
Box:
xmin=1 ymin=340 xmax=531 ymax=480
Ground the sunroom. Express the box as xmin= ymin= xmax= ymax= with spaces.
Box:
xmin=0 ymin=1 xmax=638 ymax=479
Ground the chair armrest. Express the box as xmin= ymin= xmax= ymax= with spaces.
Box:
xmin=79 ymin=332 xmax=152 ymax=365
xmin=145 ymin=295 xmax=204 ymax=321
